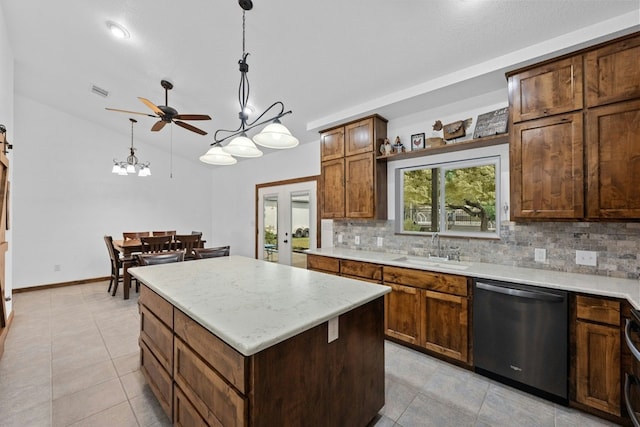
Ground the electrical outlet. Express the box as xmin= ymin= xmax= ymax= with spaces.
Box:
xmin=54 ymin=264 xmax=61 ymax=272
xmin=576 ymin=250 xmax=597 ymax=266
xmin=377 ymin=237 xmax=384 ymax=247
xmin=337 ymin=234 xmax=343 ymax=243
xmin=355 ymin=235 xmax=360 ymax=245
xmin=534 ymin=248 xmax=546 ymax=263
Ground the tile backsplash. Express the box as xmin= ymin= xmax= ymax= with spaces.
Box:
xmin=331 ymin=220 xmax=640 ymax=279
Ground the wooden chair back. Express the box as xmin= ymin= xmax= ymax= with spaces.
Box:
xmin=104 ymin=235 xmax=118 ymax=267
xmin=123 ymin=231 xmax=150 ymax=240
xmin=152 ymin=230 xmax=176 ymax=237
xmin=137 ymin=251 xmax=185 ymax=266
xmin=140 ymin=235 xmax=172 ymax=253
xmin=193 ymin=246 xmax=230 ymax=259
xmin=173 ymin=234 xmax=202 ymax=259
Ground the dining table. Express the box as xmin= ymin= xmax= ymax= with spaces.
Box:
xmin=112 ymin=237 xmax=207 ymax=299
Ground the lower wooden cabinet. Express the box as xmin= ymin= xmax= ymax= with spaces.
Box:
xmin=574 ymin=295 xmax=622 ymax=416
xmin=385 ymin=283 xmax=421 ymax=345
xmin=421 ymin=290 xmax=468 ymax=362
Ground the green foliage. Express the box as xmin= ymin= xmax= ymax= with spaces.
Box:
xmin=264 ymin=226 xmax=277 ymax=245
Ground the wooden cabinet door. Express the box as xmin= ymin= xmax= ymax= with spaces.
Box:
xmin=345 ymin=118 xmax=374 ymax=156
xmin=586 ymin=34 xmax=640 ymax=108
xmin=509 ymin=56 xmax=583 ymax=123
xmin=586 ymin=99 xmax=640 ymax=219
xmin=345 ymin=152 xmax=374 ymax=218
xmin=575 ymin=320 xmax=621 ymax=416
xmin=320 ymin=127 xmax=344 ymax=161
xmin=421 ymin=290 xmax=468 ymax=363
xmin=385 ymin=284 xmax=421 ymax=345
xmin=511 ymin=113 xmax=584 ymax=219
xmin=321 ymin=158 xmax=345 ymax=218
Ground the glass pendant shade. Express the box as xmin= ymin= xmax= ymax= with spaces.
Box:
xmin=200 ymin=146 xmax=238 ymax=165
xmin=126 ymin=164 xmax=136 ymax=174
xmin=253 ymin=120 xmax=299 ymax=149
xmin=222 ymin=133 xmax=263 ymax=158
xmin=112 ymin=163 xmax=120 ymax=174
xmin=118 ymin=166 xmax=128 ymax=176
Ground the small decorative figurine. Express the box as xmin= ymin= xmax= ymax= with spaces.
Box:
xmin=393 ymin=136 xmax=404 ymax=153
xmin=380 ymin=138 xmax=392 ymax=156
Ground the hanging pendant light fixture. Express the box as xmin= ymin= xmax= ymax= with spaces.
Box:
xmin=111 ymin=118 xmax=151 ymax=177
xmin=200 ymin=0 xmax=298 ymax=166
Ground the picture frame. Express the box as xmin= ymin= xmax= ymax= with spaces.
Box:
xmin=411 ymin=133 xmax=425 ymax=150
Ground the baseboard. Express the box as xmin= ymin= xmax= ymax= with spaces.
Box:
xmin=0 ymin=310 xmax=15 ymax=359
xmin=13 ymin=276 xmax=110 ymax=293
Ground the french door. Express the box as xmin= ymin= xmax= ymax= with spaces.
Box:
xmin=256 ymin=178 xmax=317 ymax=268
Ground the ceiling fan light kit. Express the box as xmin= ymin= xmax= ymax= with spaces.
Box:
xmin=111 ymin=118 xmax=151 ymax=177
xmin=201 ymin=0 xmax=298 ymax=166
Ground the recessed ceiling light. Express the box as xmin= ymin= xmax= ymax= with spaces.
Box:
xmin=106 ymin=21 xmax=130 ymax=39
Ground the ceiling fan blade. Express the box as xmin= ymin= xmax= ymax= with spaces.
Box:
xmin=173 ymin=114 xmax=212 ymax=121
xmin=138 ymin=97 xmax=165 ymax=116
xmin=151 ymin=120 xmax=167 ymax=132
xmin=175 ymin=120 xmax=208 ymax=135
xmin=105 ymin=107 xmax=157 ymax=118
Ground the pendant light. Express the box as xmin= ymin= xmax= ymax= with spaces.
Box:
xmin=200 ymin=0 xmax=298 ymax=165
xmin=111 ymin=118 xmax=151 ymax=176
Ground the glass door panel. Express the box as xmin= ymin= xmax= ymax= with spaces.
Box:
xmin=262 ymin=194 xmax=278 ymax=263
xmin=291 ymin=192 xmax=310 ymax=269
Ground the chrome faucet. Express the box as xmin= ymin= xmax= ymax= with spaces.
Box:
xmin=430 ymin=233 xmax=441 ymax=258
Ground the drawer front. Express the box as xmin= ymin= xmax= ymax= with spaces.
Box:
xmin=174 ymin=385 xmax=210 ymax=427
xmin=383 ymin=266 xmax=468 ymax=297
xmin=140 ymin=285 xmax=173 ymax=328
xmin=340 ymin=259 xmax=382 ymax=282
xmin=307 ymin=254 xmax=340 ymax=273
xmin=174 ymin=337 xmax=247 ymax=427
xmin=174 ymin=309 xmax=247 ymax=394
xmin=576 ymin=295 xmax=620 ymax=326
xmin=140 ymin=305 xmax=173 ymax=372
xmin=140 ymin=339 xmax=172 ymax=420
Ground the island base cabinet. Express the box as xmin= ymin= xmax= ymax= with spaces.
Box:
xmin=250 ymin=297 xmax=385 ymax=427
xmin=174 ymin=386 xmax=208 ymax=427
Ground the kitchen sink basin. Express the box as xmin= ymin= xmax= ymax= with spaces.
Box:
xmin=392 ymin=256 xmax=470 ymax=270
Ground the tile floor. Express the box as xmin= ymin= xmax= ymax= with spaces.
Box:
xmin=0 ymin=281 xmax=620 ymax=426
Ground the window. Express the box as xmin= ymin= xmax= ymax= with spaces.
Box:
xmin=396 ymin=156 xmax=500 ymax=238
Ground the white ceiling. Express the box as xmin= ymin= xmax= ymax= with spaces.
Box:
xmin=2 ymin=0 xmax=639 ymax=163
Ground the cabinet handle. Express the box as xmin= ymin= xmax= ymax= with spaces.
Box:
xmin=624 ymin=373 xmax=640 ymax=427
xmin=625 ymin=319 xmax=640 ymax=362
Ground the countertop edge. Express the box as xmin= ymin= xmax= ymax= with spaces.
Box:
xmin=306 ymin=248 xmax=640 ymax=309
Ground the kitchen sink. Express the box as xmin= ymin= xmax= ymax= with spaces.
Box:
xmin=392 ymin=256 xmax=470 ymax=270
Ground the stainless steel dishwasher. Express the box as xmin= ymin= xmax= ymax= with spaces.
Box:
xmin=473 ymin=279 xmax=568 ymax=403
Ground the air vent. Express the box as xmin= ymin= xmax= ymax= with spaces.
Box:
xmin=90 ymin=84 xmax=109 ymax=98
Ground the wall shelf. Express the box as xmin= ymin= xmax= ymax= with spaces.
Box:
xmin=376 ymin=133 xmax=508 ymax=162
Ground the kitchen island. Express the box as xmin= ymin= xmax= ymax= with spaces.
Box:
xmin=129 ymin=255 xmax=390 ymax=426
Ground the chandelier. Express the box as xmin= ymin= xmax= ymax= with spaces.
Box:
xmin=111 ymin=118 xmax=151 ymax=177
xmin=199 ymin=0 xmax=299 ymax=166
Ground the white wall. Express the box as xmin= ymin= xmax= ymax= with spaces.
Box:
xmin=209 ymin=140 xmax=320 ymax=257
xmin=12 ymin=95 xmax=214 ymax=288
xmin=0 ymin=3 xmax=14 ymax=312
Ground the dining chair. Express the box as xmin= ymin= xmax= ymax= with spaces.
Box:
xmin=137 ymin=251 xmax=185 ymax=266
xmin=104 ymin=235 xmax=137 ymax=296
xmin=140 ymin=235 xmax=173 ymax=253
xmin=152 ymin=230 xmax=176 ymax=237
xmin=173 ymin=234 xmax=202 ymax=260
xmin=123 ymin=231 xmax=150 ymax=240
xmin=193 ymin=246 xmax=230 ymax=259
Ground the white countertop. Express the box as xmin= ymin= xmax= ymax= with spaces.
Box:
xmin=129 ymin=255 xmax=390 ymax=356
xmin=307 ymin=248 xmax=640 ymax=309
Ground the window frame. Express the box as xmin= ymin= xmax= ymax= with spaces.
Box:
xmin=395 ymin=155 xmax=501 ymax=239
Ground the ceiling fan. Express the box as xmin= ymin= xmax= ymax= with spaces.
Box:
xmin=106 ymin=80 xmax=211 ymax=135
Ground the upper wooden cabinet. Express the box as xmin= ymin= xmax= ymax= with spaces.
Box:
xmin=511 ymin=113 xmax=584 ymax=219
xmin=319 ymin=115 xmax=388 ymax=220
xmin=508 ymin=32 xmax=640 ymax=221
xmin=320 ymin=127 xmax=345 ymax=161
xmin=586 ymin=99 xmax=640 ymax=219
xmin=509 ymin=56 xmax=583 ymax=123
xmin=586 ymin=35 xmax=640 ymax=107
